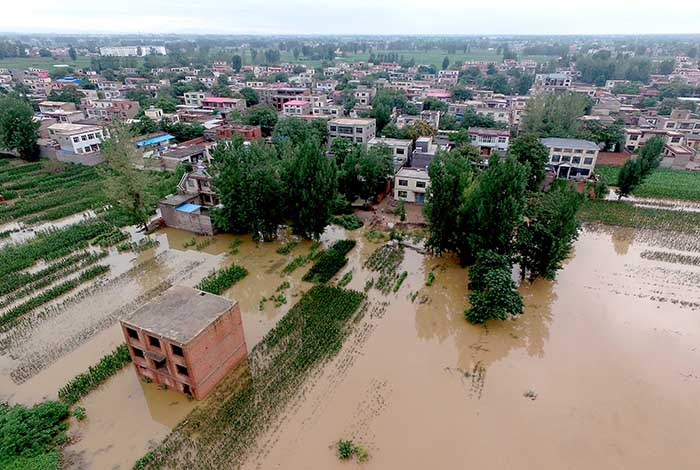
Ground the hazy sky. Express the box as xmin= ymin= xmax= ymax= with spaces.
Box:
xmin=4 ymin=0 xmax=700 ymax=35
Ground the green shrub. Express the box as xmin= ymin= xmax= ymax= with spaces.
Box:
xmin=337 ymin=272 xmax=353 ymax=288
xmin=302 ymin=240 xmax=356 ymax=283
xmin=72 ymin=407 xmax=87 ymax=421
xmin=282 ymin=242 xmax=322 ymax=273
xmin=331 ymin=214 xmax=364 ymax=230
xmin=276 ymin=240 xmax=298 ymax=255
xmin=393 ymin=271 xmax=408 ymax=292
xmin=0 ymin=401 xmax=69 ymax=469
xmin=426 ymin=271 xmax=436 ymax=286
xmin=196 ymin=264 xmax=248 ymax=295
xmin=337 ymin=440 xmax=355 ymax=459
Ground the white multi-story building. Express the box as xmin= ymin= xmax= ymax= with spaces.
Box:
xmin=395 ymin=167 xmax=430 ymax=203
xmin=540 ymin=137 xmax=599 ymax=179
xmin=368 ymin=137 xmax=413 ymax=168
xmin=48 ymin=123 xmax=106 ymax=155
xmin=282 ymin=99 xmax=311 ymax=115
xmin=327 ymin=118 xmax=376 ymax=146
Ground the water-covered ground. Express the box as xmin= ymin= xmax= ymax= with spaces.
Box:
xmin=3 ymin=219 xmax=700 ymax=470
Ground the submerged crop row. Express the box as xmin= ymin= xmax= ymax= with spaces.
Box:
xmin=0 ymin=264 xmax=110 ymax=327
xmin=196 ymin=264 xmax=249 ymax=295
xmin=302 ymin=239 xmax=356 ymax=283
xmin=134 ymin=284 xmax=366 ymax=469
xmin=58 ymin=344 xmax=132 ymax=405
xmin=0 ymin=220 xmax=112 ymax=278
xmin=579 ymin=199 xmax=700 ymax=233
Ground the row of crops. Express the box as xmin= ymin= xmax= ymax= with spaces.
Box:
xmin=302 ymin=240 xmax=356 ymax=283
xmin=134 ymin=284 xmax=366 ymax=469
xmin=579 ymin=199 xmax=700 ymax=233
xmin=196 ymin=264 xmax=249 ymax=295
xmin=0 ymin=160 xmax=105 ymax=225
xmin=596 ymin=165 xmax=700 ymax=202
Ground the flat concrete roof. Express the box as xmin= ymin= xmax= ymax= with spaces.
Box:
xmin=329 ymin=118 xmax=375 ymax=126
xmin=122 ymin=285 xmax=234 ymax=344
xmin=540 ymin=137 xmax=599 ymax=151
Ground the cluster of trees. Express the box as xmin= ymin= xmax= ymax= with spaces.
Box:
xmin=212 ymin=122 xmax=392 ymax=241
xmin=616 ymin=136 xmax=664 ymax=198
xmin=576 ymin=51 xmax=652 ymax=86
xmin=0 ymin=93 xmax=40 ymax=160
xmin=424 ymin=136 xmax=583 ymax=323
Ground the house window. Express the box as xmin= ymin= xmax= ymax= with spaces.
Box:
xmin=551 ymin=155 xmax=561 ymax=163
xmin=398 ymin=190 xmax=408 ymax=198
xmin=355 ymin=137 xmax=362 ymax=143
xmin=176 ymin=364 xmax=189 ymax=376
xmin=329 ymin=126 xmax=337 ymax=131
xmin=148 ymin=335 xmax=161 ymax=348
xmin=584 ymin=157 xmax=594 ymax=165
xmin=416 ymin=181 xmax=426 ymax=188
xmin=132 ymin=347 xmax=144 ymax=358
xmin=81 ymin=135 xmax=87 ymax=141
xmin=572 ymin=157 xmax=581 ymax=164
xmin=154 ymin=357 xmax=167 ymax=370
xmin=171 ymin=344 xmax=184 ymax=357
xmin=72 ymin=136 xmax=79 ymax=143
xmin=87 ymin=133 xmax=94 ymax=139
xmin=396 ymin=148 xmax=405 ymax=155
xmin=671 ymin=137 xmax=680 ymax=143
xmin=398 ymin=179 xmax=408 ymax=186
xmin=562 ymin=156 xmax=571 ymax=163
xmin=630 ymin=135 xmax=639 ymax=141
xmin=126 ymin=327 xmax=139 ymax=340
xmin=355 ymin=128 xmax=363 ymax=133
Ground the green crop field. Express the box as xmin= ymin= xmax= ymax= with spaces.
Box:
xmin=596 ymin=165 xmax=700 ymax=201
xmin=0 ymin=56 xmax=92 ymax=70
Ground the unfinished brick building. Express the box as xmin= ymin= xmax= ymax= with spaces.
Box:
xmin=120 ymin=285 xmax=247 ymax=400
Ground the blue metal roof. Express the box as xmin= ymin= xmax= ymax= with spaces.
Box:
xmin=175 ymin=203 xmax=201 ymax=213
xmin=136 ymin=134 xmax=175 ymax=147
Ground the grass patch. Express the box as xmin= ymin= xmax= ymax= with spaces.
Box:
xmin=595 ymin=165 xmax=620 ymax=186
xmin=302 ymin=240 xmax=356 ymax=283
xmin=134 ymin=284 xmax=365 ymax=469
xmin=276 ymin=240 xmax=298 ymax=255
xmin=196 ymin=264 xmax=248 ymax=295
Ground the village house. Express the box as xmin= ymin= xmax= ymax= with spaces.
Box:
xmin=201 ymin=96 xmax=247 ymax=113
xmin=121 ymin=285 xmax=247 ymax=400
xmin=282 ymin=99 xmax=312 ymax=115
xmin=204 ymin=124 xmax=262 ymax=142
xmin=467 ymin=127 xmax=510 ymax=156
xmin=368 ymin=137 xmax=413 ymax=169
xmin=327 ymin=117 xmax=377 ymax=146
xmin=540 ymin=137 xmax=599 ymax=179
xmin=394 ymin=167 xmax=430 ymax=203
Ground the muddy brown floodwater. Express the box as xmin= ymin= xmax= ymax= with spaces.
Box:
xmin=241 ymin=225 xmax=700 ymax=470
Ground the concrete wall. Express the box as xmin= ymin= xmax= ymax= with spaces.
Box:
xmin=41 ymin=146 xmax=104 ymax=166
xmin=160 ymin=203 xmax=215 ymax=235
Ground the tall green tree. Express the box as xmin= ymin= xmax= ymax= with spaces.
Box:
xmin=231 ymin=54 xmax=242 ymax=72
xmin=0 ymin=94 xmax=40 ymax=161
xmin=238 ymin=87 xmax=259 ymax=106
xmin=516 ymin=185 xmax=583 ymax=281
xmin=243 ymin=105 xmax=278 ymax=137
xmin=285 ymin=140 xmax=337 ymax=239
xmin=100 ymin=123 xmax=158 ymax=230
xmin=465 ymin=250 xmax=523 ymax=324
xmin=211 ymin=140 xmax=286 ymax=241
xmin=458 ymin=155 xmax=528 ymax=263
xmin=509 ymin=134 xmax=549 ymax=191
xmin=424 ymin=150 xmax=472 ymax=256
xmin=339 ymin=144 xmax=393 ymax=202
xmin=442 ymin=56 xmax=450 ymax=70
xmin=521 ymin=91 xmax=591 ymax=137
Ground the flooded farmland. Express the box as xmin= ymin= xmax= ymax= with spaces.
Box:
xmin=3 ymin=217 xmax=700 ymax=470
xmin=239 ymin=225 xmax=700 ymax=470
